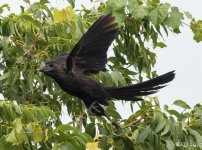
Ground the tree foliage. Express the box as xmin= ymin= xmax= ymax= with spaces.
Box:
xmin=0 ymin=0 xmax=201 ymax=149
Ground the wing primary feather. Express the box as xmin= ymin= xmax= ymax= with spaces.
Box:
xmin=66 ymin=13 xmax=118 ymax=74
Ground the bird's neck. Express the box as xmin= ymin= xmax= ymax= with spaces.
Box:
xmin=51 ymin=72 xmax=73 ymax=87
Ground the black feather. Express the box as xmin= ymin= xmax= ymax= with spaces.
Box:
xmin=106 ymin=71 xmax=175 ymax=100
xmin=40 ymin=14 xmax=175 ymax=129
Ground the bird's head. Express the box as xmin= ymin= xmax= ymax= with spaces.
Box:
xmin=39 ymin=53 xmax=68 ymax=77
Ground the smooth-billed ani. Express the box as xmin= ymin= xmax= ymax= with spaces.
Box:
xmin=39 ymin=14 xmax=175 ymax=127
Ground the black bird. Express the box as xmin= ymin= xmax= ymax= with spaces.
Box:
xmin=39 ymin=14 xmax=175 ymax=127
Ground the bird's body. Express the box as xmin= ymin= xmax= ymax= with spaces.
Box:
xmin=58 ymin=73 xmax=108 ymax=107
xmin=39 ymin=14 xmax=175 ymax=126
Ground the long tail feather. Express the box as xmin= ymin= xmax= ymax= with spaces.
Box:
xmin=106 ymin=71 xmax=175 ymax=101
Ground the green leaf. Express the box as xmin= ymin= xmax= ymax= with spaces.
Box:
xmin=21 ymin=14 xmax=41 ymax=27
xmin=173 ymin=100 xmax=191 ymax=109
xmin=32 ymin=124 xmax=43 ymax=143
xmin=167 ymin=109 xmax=181 ymax=118
xmin=85 ymin=123 xmax=96 ymax=138
xmin=86 ymin=142 xmax=99 ymax=150
xmin=53 ymin=6 xmax=75 ymax=23
xmin=195 ymin=109 xmax=202 ymax=117
xmin=137 ymin=126 xmax=151 ymax=142
xmin=39 ymin=0 xmax=49 ymax=5
xmin=191 ymin=20 xmax=202 ymax=42
xmin=23 ymin=0 xmax=30 ymax=4
xmin=113 ymin=8 xmax=126 ymax=26
xmin=0 ymin=4 xmax=10 ymax=14
xmin=13 ymin=104 xmax=22 ymax=115
xmin=0 ymin=101 xmax=16 ymax=122
xmin=21 ymin=104 xmax=56 ymax=122
xmin=111 ymin=71 xmax=119 ymax=86
xmin=77 ymin=17 xmax=84 ymax=34
xmin=154 ymin=42 xmax=167 ymax=48
xmin=164 ymin=7 xmax=184 ymax=30
xmin=161 ymin=119 xmax=171 ymax=135
xmin=73 ymin=133 xmax=92 ymax=146
xmin=67 ymin=0 xmax=75 ymax=8
xmin=2 ymin=18 xmax=15 ymax=36
xmin=154 ymin=118 xmax=166 ymax=133
xmin=188 ymin=128 xmax=202 ymax=145
xmin=57 ymin=124 xmax=78 ymax=133
xmin=128 ymin=0 xmax=147 ymax=19
xmin=53 ymin=141 xmax=78 ymax=150
xmin=184 ymin=11 xmax=193 ymax=19
xmin=128 ymin=0 xmax=138 ymax=11
xmin=130 ymin=129 xmax=139 ymax=141
xmin=133 ymin=5 xmax=147 ymax=20
xmin=0 ymin=137 xmax=13 ymax=150
xmin=106 ymin=106 xmax=121 ymax=119
xmin=0 ymin=72 xmax=10 ymax=81
xmin=104 ymin=0 xmax=126 ymax=26
xmin=6 ymin=119 xmax=27 ymax=145
xmin=148 ymin=3 xmax=170 ymax=26
xmin=106 ymin=0 xmax=125 ymax=11
xmin=54 ymin=131 xmax=83 ymax=149
xmin=28 ymin=71 xmax=34 ymax=93
xmin=166 ymin=139 xmax=174 ymax=150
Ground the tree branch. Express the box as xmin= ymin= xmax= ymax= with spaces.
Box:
xmin=122 ymin=116 xmax=144 ymax=129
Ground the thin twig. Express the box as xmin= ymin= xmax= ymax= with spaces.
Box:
xmin=122 ymin=116 xmax=144 ymax=129
xmin=25 ymin=16 xmax=46 ymax=59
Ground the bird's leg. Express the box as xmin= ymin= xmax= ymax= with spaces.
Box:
xmin=89 ymin=101 xmax=121 ymax=129
xmin=103 ymin=113 xmax=121 ymax=129
xmin=89 ymin=101 xmax=104 ymax=116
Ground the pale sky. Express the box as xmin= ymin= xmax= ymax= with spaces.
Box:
xmin=155 ymin=0 xmax=202 ymax=106
xmin=0 ymin=0 xmax=202 ymax=119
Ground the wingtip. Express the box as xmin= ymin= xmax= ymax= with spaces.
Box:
xmin=102 ymin=13 xmax=119 ymax=26
xmin=169 ymin=70 xmax=176 ymax=80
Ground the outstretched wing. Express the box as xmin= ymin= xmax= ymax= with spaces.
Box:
xmin=66 ymin=14 xmax=118 ymax=74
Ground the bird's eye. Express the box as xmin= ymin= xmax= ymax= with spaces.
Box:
xmin=49 ymin=63 xmax=54 ymax=67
